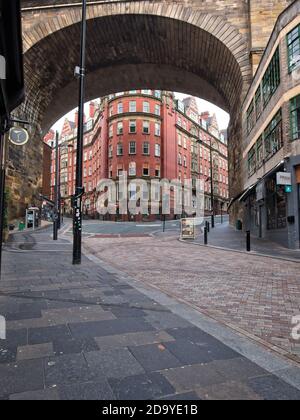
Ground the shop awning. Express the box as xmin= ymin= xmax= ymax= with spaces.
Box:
xmin=0 ymin=0 xmax=24 ymax=119
xmin=228 ymin=161 xmax=285 ymax=210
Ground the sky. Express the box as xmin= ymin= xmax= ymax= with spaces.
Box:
xmin=52 ymin=93 xmax=230 ymax=134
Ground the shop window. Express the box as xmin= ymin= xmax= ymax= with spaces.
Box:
xmin=290 ymin=95 xmax=300 ymax=141
xmin=287 ymin=24 xmax=300 ymax=73
xmin=264 ymin=110 xmax=282 ymax=160
xmin=262 ymin=48 xmax=280 ymax=107
xmin=266 ymin=178 xmax=287 ymax=230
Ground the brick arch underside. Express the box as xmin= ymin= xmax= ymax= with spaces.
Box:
xmin=22 ymin=13 xmax=249 ymax=133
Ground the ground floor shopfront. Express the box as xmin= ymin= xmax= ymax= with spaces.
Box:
xmin=243 ymin=160 xmax=300 ymax=249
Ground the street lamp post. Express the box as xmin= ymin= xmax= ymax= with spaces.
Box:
xmin=73 ymin=0 xmax=87 ymax=265
xmin=53 ymin=131 xmax=59 ymax=241
xmin=209 ymin=138 xmax=215 ymax=229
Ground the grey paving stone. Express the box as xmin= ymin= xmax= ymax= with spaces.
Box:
xmin=211 ymin=358 xmax=268 ymax=382
xmin=0 ymin=345 xmax=17 ymax=363
xmin=58 ymin=381 xmax=115 ymax=400
xmin=248 ymin=375 xmax=300 ymax=400
xmin=10 ymin=388 xmax=59 ymax=401
xmin=42 ymin=306 xmax=116 ymax=324
xmin=45 ymin=354 xmax=96 ymax=386
xmin=166 ymin=327 xmax=222 ymax=346
xmin=108 ymin=372 xmax=175 ymax=400
xmin=0 ymin=359 xmax=45 ymax=399
xmin=5 ymin=328 xmax=28 ymax=347
xmin=28 ymin=325 xmax=73 ymax=345
xmin=6 ymin=310 xmax=42 ymax=321
xmin=95 ymin=331 xmax=174 ymax=349
xmin=164 ymin=339 xmax=215 ymax=365
xmin=69 ymin=318 xmax=155 ymax=339
xmin=17 ymin=343 xmax=54 ymax=361
xmin=53 ymin=337 xmax=99 ymax=356
xmin=162 ymin=363 xmax=225 ymax=392
xmin=145 ymin=312 xmax=191 ymax=330
xmin=108 ymin=306 xmax=147 ymax=318
xmin=85 ymin=348 xmax=145 ymax=379
xmin=196 ymin=380 xmax=264 ymax=400
xmin=129 ymin=344 xmax=182 ymax=372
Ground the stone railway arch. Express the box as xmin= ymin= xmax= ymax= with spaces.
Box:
xmin=7 ymin=0 xmax=292 ymax=220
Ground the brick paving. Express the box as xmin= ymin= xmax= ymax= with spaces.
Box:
xmin=83 ymin=234 xmax=300 ymax=362
xmin=0 ymin=228 xmax=299 ymax=400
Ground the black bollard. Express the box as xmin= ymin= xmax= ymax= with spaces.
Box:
xmin=204 ymin=227 xmax=208 ymax=245
xmin=206 ymin=221 xmax=210 ymax=233
xmin=246 ymin=231 xmax=251 ymax=252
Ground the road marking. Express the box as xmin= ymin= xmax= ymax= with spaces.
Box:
xmin=135 ymin=224 xmax=162 ymax=227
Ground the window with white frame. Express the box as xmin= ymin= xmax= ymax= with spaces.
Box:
xmin=129 ymin=120 xmax=136 ymax=133
xmin=117 ymin=102 xmax=123 ymax=114
xmin=143 ymin=102 xmax=150 ymax=113
xmin=129 ymin=162 xmax=136 ymax=177
xmin=129 ymin=101 xmax=136 ymax=113
xmin=117 ymin=143 xmax=123 ymax=156
xmin=117 ymin=121 xmax=123 ymax=135
xmin=155 ymin=144 xmax=161 ymax=157
xmin=155 ymin=123 xmax=161 ymax=136
xmin=143 ymin=142 xmax=150 ymax=155
xmin=143 ymin=121 xmax=150 ymax=134
xmin=129 ymin=141 xmax=136 ymax=155
xmin=155 ymin=104 xmax=161 ymax=116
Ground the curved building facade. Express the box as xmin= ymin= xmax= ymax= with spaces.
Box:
xmin=44 ymin=90 xmax=229 ymax=221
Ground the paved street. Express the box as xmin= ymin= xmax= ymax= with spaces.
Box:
xmin=83 ymin=230 xmax=300 ymax=363
xmin=0 ymin=227 xmax=299 ymax=400
xmin=194 ymin=223 xmax=300 ymax=261
xmin=76 ymin=215 xmax=228 ymax=237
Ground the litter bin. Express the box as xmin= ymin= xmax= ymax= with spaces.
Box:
xmin=18 ymin=222 xmax=25 ymax=231
xmin=236 ymin=220 xmax=243 ymax=231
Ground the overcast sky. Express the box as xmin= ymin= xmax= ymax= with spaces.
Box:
xmin=52 ymin=93 xmax=230 ymax=133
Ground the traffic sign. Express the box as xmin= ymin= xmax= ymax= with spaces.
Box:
xmin=9 ymin=127 xmax=29 ymax=146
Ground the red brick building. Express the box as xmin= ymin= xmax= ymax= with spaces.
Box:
xmin=44 ymin=91 xmax=229 ymax=220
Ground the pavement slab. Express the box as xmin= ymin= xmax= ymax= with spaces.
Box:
xmin=0 ymin=227 xmax=300 ymax=400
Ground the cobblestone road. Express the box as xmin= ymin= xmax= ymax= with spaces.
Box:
xmin=1 ymin=228 xmax=300 ymax=400
xmin=84 ymin=234 xmax=300 ymax=362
